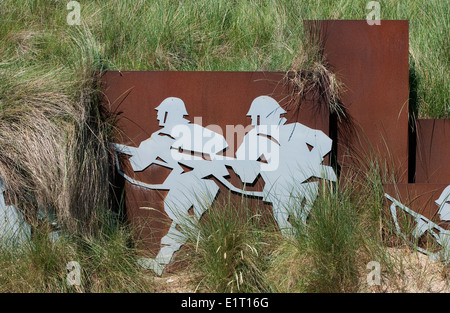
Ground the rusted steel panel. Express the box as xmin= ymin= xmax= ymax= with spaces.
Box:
xmin=102 ymin=71 xmax=331 ymax=259
xmin=306 ymin=20 xmax=410 ymax=182
xmin=415 ymin=119 xmax=450 ymax=184
xmin=383 ymin=183 xmax=449 ymax=230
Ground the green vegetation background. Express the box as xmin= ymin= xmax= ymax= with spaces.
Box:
xmin=1 ymin=0 xmax=448 ymax=117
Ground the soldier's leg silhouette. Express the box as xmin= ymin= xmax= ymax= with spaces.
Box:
xmin=266 ymin=181 xmax=320 ymax=237
xmin=294 ymin=182 xmax=319 ymax=223
xmin=142 ymin=176 xmax=220 ymax=275
xmin=266 ymin=192 xmax=294 ymax=237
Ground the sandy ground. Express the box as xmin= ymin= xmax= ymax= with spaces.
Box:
xmin=363 ymin=247 xmax=450 ymax=293
xmin=149 ymin=247 xmax=449 ymax=293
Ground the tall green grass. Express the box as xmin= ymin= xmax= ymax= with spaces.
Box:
xmin=267 ymin=181 xmax=368 ymax=292
xmin=89 ymin=0 xmax=447 ymax=117
xmin=0 ymin=213 xmax=154 ymax=292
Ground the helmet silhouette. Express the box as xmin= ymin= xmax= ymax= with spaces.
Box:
xmin=247 ymin=96 xmax=287 ymax=126
xmin=155 ymin=97 xmax=188 ymax=127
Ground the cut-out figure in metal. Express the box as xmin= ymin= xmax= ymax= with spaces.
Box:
xmin=385 ymin=185 xmax=450 ymax=262
xmin=232 ymin=96 xmax=336 ymax=236
xmin=112 ymin=96 xmax=337 ymax=274
xmin=436 ymin=185 xmax=450 ymax=222
xmin=112 ymin=97 xmax=229 ymax=275
xmin=0 ymin=178 xmax=30 ymax=246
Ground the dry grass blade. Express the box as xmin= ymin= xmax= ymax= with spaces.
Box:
xmin=284 ymin=22 xmax=346 ymax=121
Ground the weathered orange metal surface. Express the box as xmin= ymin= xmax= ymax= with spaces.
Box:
xmin=415 ymin=119 xmax=450 ymax=184
xmin=306 ymin=20 xmax=410 ymax=182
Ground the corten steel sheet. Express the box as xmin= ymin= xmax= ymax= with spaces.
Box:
xmin=306 ymin=20 xmax=410 ymax=182
xmin=102 ymin=71 xmax=331 ymax=259
xmin=383 ymin=184 xmax=449 ymax=230
xmin=415 ymin=119 xmax=450 ymax=184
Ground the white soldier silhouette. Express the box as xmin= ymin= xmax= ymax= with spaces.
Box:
xmin=385 ymin=185 xmax=450 ymax=262
xmin=0 ymin=178 xmax=30 ymax=245
xmin=112 ymin=97 xmax=229 ymax=275
xmin=232 ymin=96 xmax=336 ymax=236
xmin=113 ymin=96 xmax=337 ymax=274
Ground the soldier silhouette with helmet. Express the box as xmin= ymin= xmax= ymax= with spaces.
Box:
xmin=113 ymin=97 xmax=229 ymax=275
xmin=234 ymin=96 xmax=336 ymax=236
